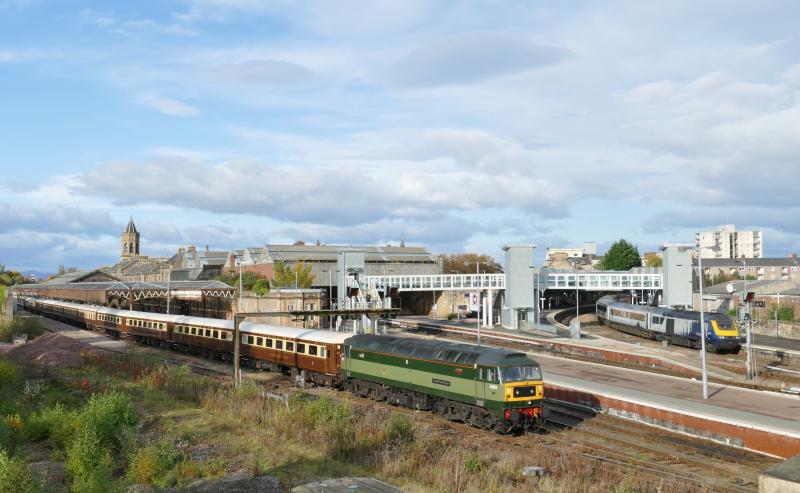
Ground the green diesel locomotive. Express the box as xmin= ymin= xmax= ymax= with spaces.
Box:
xmin=342 ymin=335 xmax=543 ymax=432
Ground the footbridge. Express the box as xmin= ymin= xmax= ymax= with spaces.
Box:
xmin=362 ymin=269 xmax=662 ymax=292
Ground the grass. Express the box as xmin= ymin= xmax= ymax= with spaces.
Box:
xmin=0 ymin=347 xmax=702 ymax=493
xmin=0 ymin=317 xmax=45 ymax=343
xmin=0 ymin=285 xmax=5 ymax=317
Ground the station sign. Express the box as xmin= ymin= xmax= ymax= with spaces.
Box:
xmin=752 ymin=301 xmax=766 ymax=308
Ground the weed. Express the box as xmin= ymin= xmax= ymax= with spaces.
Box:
xmin=464 ymin=455 xmax=481 ymax=473
xmin=385 ymin=413 xmax=415 ymax=445
xmin=26 ymin=403 xmax=80 ymax=448
xmin=80 ymin=390 xmax=136 ymax=451
xmin=0 ymin=450 xmax=44 ymax=493
xmin=0 ymin=318 xmax=44 ymax=344
xmin=127 ymin=442 xmax=181 ymax=485
xmin=0 ymin=361 xmax=17 ymax=387
xmin=65 ymin=427 xmax=116 ymax=493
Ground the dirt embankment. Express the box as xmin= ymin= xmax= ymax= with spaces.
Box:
xmin=4 ymin=332 xmax=100 ymax=368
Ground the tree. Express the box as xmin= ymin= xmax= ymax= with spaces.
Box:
xmin=440 ymin=253 xmax=503 ymax=274
xmin=643 ymin=253 xmax=662 ymax=268
xmin=215 ymin=271 xmax=268 ymax=292
xmin=600 ymin=239 xmax=642 ymax=271
xmin=252 ymin=279 xmax=270 ymax=296
xmin=272 ymin=261 xmax=315 ymax=288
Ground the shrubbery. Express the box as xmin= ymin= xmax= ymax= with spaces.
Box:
xmin=65 ymin=428 xmax=115 ymax=493
xmin=126 ymin=442 xmax=181 ymax=485
xmin=0 ymin=317 xmax=45 ymax=343
xmin=385 ymin=413 xmax=415 ymax=445
xmin=0 ymin=450 xmax=43 ymax=493
xmin=768 ymin=304 xmax=795 ymax=321
xmin=0 ymin=361 xmax=17 ymax=387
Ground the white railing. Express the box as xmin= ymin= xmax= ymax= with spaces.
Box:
xmin=363 ymin=270 xmax=662 ymax=292
xmin=363 ymin=273 xmax=506 ymax=292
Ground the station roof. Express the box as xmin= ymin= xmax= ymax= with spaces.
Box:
xmin=264 ymin=244 xmax=437 ymax=263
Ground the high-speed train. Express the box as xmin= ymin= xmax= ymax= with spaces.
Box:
xmin=596 ymin=296 xmax=741 ymax=353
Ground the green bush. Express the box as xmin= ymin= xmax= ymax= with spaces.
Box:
xmin=302 ymin=396 xmax=350 ymax=428
xmin=127 ymin=443 xmax=181 ymax=485
xmin=385 ymin=414 xmax=415 ymax=445
xmin=768 ymin=304 xmax=794 ymax=321
xmin=80 ymin=391 xmax=136 ymax=451
xmin=0 ymin=450 xmax=43 ymax=493
xmin=0 ymin=317 xmax=45 ymax=343
xmin=26 ymin=403 xmax=80 ymax=447
xmin=464 ymin=455 xmax=481 ymax=473
xmin=252 ymin=279 xmax=270 ymax=296
xmin=65 ymin=428 xmax=115 ymax=493
xmin=0 ymin=361 xmax=18 ymax=387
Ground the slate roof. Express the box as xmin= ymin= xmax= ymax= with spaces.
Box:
xmin=124 ymin=218 xmax=138 ymax=234
xmin=264 ymin=244 xmax=437 ymax=263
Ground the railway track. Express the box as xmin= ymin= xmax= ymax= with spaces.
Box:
xmin=396 ymin=319 xmax=800 ymax=393
xmin=538 ymin=400 xmax=768 ymax=493
xmin=26 ymin=311 xmax=777 ymax=492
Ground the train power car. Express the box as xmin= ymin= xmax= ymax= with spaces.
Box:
xmin=596 ymin=296 xmax=741 ymax=353
xmin=342 ymin=334 xmax=544 ymax=432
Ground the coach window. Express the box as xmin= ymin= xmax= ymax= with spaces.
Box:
xmin=320 ymin=347 xmax=326 ymax=358
xmin=241 ymin=335 xmax=247 ymax=344
xmin=212 ymin=330 xmax=218 ymax=339
xmin=247 ymin=335 xmax=254 ymax=345
xmin=297 ymin=343 xmax=305 ymax=354
xmin=308 ymin=345 xmax=318 ymax=357
xmin=275 ymin=340 xmax=283 ymax=350
xmin=265 ymin=338 xmax=273 ymax=348
xmin=286 ymin=342 xmax=294 ymax=352
xmin=204 ymin=329 xmax=211 ymax=337
xmin=256 ymin=337 xmax=263 ymax=346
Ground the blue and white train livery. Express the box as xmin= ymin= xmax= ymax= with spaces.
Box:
xmin=596 ymin=296 xmax=741 ymax=353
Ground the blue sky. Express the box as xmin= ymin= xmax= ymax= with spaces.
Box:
xmin=2 ymin=0 xmax=800 ymax=273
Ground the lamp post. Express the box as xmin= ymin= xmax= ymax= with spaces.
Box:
xmin=465 ymin=261 xmax=483 ymax=344
xmin=697 ymin=245 xmax=709 ymax=400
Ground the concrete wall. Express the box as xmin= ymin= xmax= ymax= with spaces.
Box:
xmin=501 ymin=245 xmax=535 ymax=329
xmin=662 ymin=245 xmax=693 ymax=307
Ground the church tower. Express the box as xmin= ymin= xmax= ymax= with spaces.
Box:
xmin=121 ymin=217 xmax=140 ymax=259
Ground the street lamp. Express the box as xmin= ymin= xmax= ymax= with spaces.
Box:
xmin=696 ymin=245 xmax=709 ymax=400
xmin=468 ymin=261 xmax=482 ymax=345
xmin=735 ymin=257 xmax=755 ymax=380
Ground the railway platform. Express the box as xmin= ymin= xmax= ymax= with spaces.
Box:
xmin=395 ymin=317 xmax=800 ymax=458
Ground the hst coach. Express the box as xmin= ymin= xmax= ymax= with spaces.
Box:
xmin=21 ymin=297 xmax=544 ymax=432
xmin=596 ymin=296 xmax=741 ymax=353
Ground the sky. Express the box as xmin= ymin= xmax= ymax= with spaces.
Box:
xmin=1 ymin=0 xmax=800 ymax=274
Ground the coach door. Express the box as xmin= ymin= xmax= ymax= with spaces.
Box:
xmin=666 ymin=318 xmax=675 ymax=338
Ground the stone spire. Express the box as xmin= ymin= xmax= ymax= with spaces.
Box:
xmin=121 ymin=217 xmax=141 ymax=259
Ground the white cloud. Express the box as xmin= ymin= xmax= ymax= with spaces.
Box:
xmin=140 ymin=95 xmax=200 ymax=117
xmin=385 ymin=33 xmax=570 ymax=87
